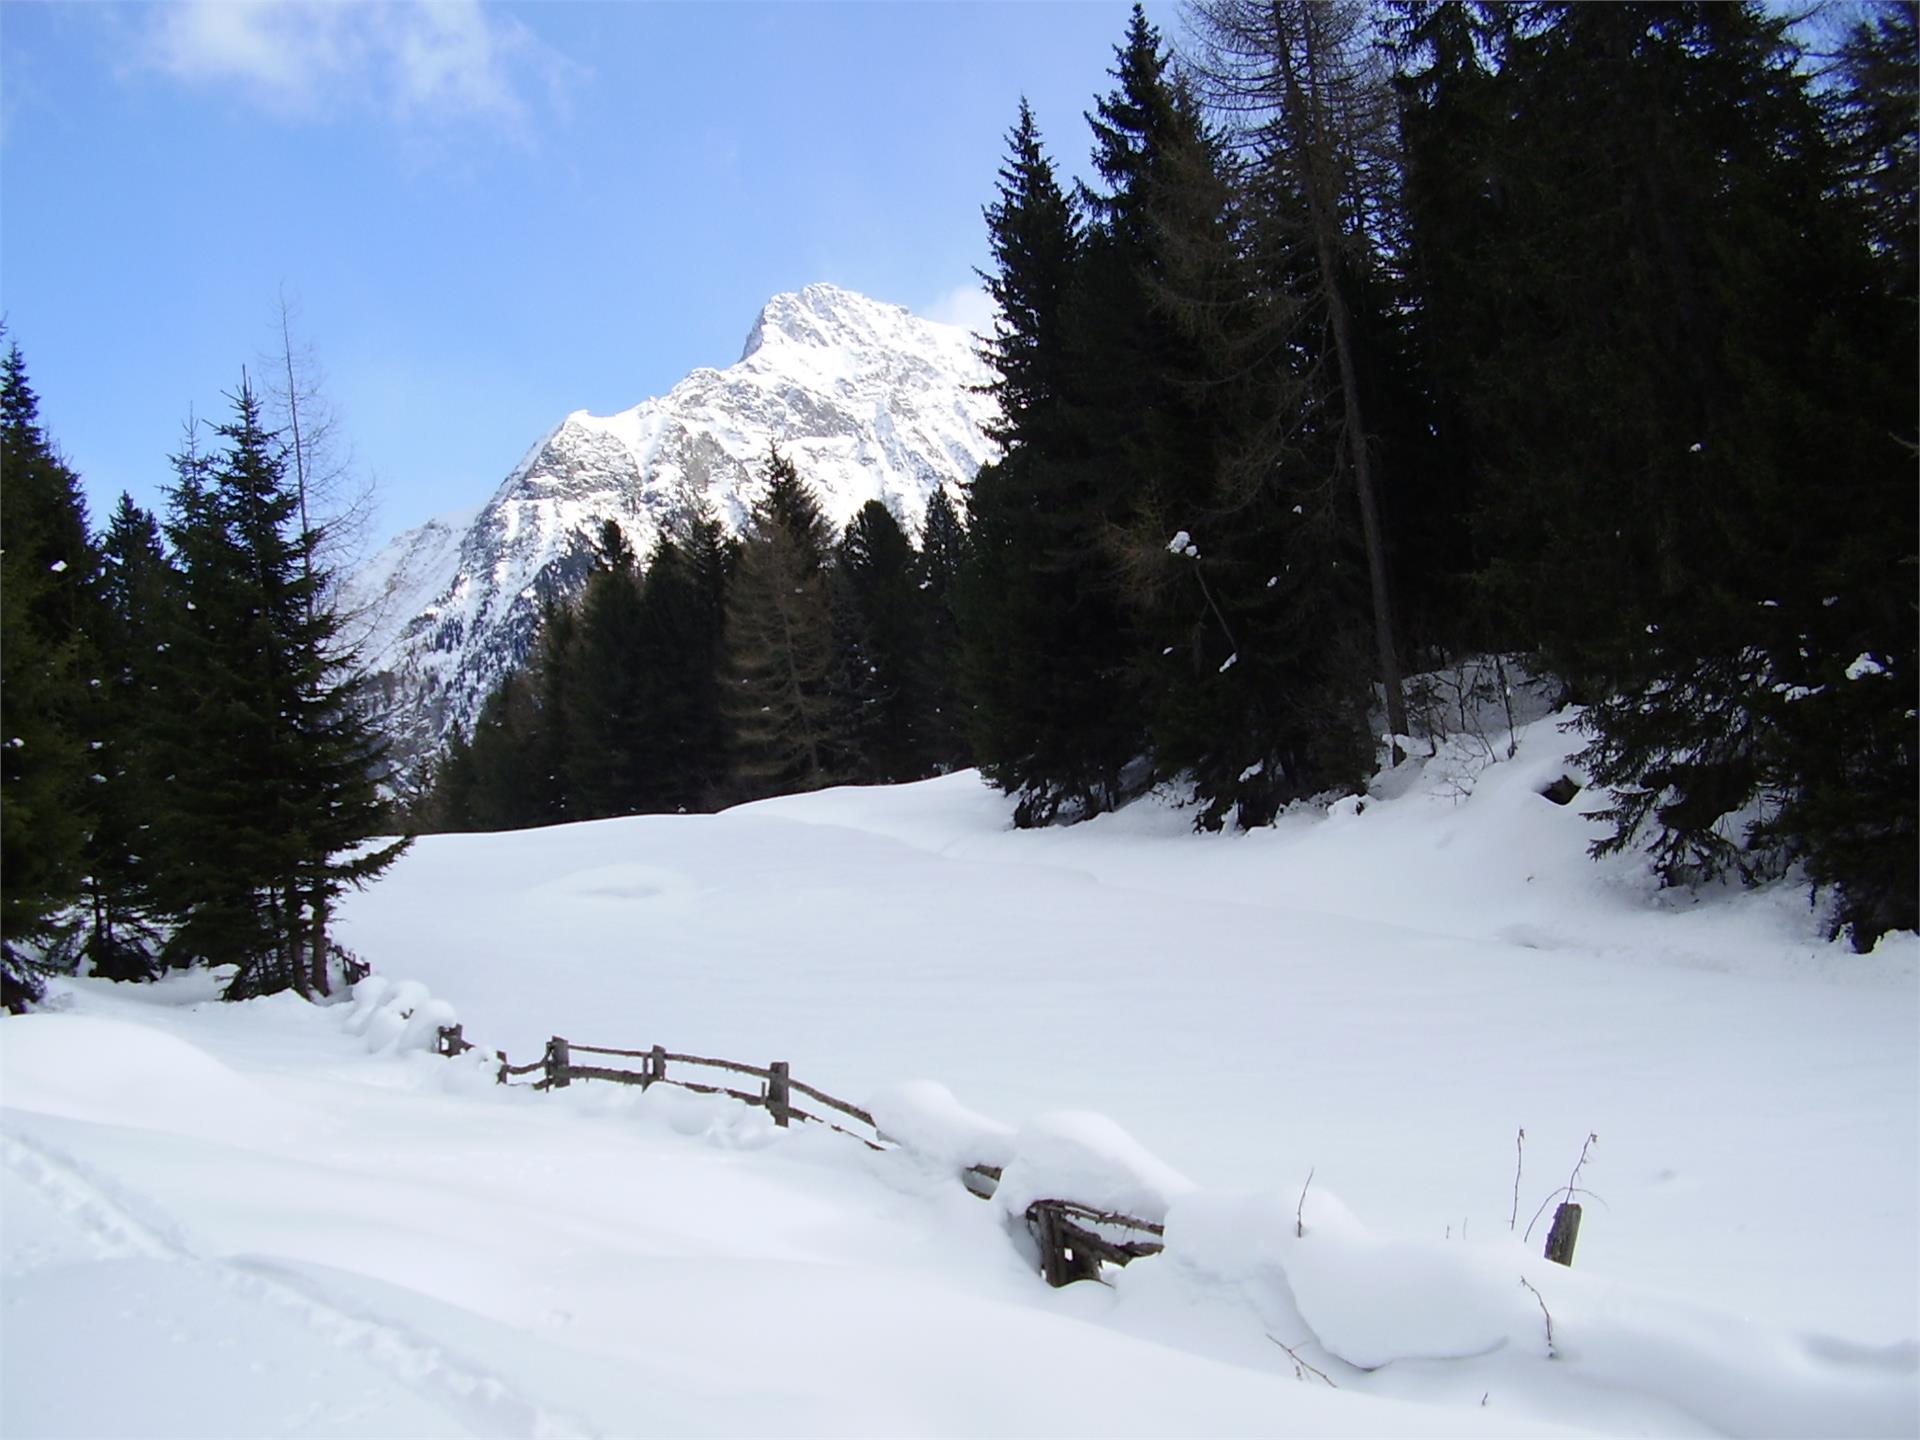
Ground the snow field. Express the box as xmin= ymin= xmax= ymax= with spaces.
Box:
xmin=4 ymin=708 xmax=1915 ymax=1435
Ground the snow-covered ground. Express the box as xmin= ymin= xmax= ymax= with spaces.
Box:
xmin=4 ymin=711 xmax=1915 ymax=1436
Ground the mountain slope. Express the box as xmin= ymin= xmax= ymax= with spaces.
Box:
xmin=347 ymin=284 xmax=998 ymax=754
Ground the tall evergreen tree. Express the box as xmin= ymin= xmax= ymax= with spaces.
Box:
xmin=563 ymin=520 xmax=651 ymax=818
xmin=155 ymin=381 xmax=405 ymax=997
xmin=0 ymin=341 xmax=98 ymax=1005
xmin=80 ymin=494 xmax=177 ymax=979
xmin=962 ymin=99 xmax=1146 ymax=824
xmin=531 ymin=594 xmax=578 ymax=822
xmin=916 ymin=487 xmax=971 ymax=772
xmin=630 ymin=509 xmax=733 ymax=811
xmin=836 ymin=500 xmax=934 ymax=783
xmin=723 ymin=448 xmax=843 ymax=801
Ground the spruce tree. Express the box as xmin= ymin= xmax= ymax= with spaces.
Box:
xmin=531 ymin=595 xmax=578 ymax=823
xmin=837 ymin=500 xmax=933 ymax=783
xmin=156 ymin=380 xmax=405 ymax=997
xmin=962 ymin=99 xmax=1145 ymax=824
xmin=81 ymin=495 xmax=176 ymax=979
xmin=630 ymin=511 xmax=732 ymax=812
xmin=916 ymin=487 xmax=972 ymax=772
xmin=723 ymin=448 xmax=843 ymax=800
xmin=0 ymin=341 xmax=97 ymax=1004
xmin=563 ymin=520 xmax=651 ymax=818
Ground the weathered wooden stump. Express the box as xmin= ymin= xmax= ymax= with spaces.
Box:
xmin=1544 ymin=1201 xmax=1582 ymax=1266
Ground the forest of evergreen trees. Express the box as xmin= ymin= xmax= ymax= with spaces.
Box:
xmin=0 ymin=348 xmax=406 ymax=1009
xmin=3 ymin=0 xmax=1912 ymax=993
xmin=424 ymin=1 xmax=1915 ymax=950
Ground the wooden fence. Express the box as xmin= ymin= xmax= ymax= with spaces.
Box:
xmin=438 ymin=1022 xmax=1585 ymax=1283
xmin=436 ymin=1023 xmax=1165 ymax=1287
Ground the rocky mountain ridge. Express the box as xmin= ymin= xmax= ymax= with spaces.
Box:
xmin=347 ymin=284 xmax=998 ymax=760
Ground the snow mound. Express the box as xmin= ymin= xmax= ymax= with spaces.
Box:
xmin=339 ymin=976 xmax=456 ymax=1056
xmin=993 ymin=1110 xmax=1196 ymax=1224
xmin=869 ymin=1079 xmax=1016 ymax=1173
xmin=0 ymin=1012 xmax=290 ymax=1142
xmin=1160 ymin=1184 xmax=1918 ymax=1436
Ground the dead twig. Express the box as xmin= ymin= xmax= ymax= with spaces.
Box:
xmin=1296 ymin=1166 xmax=1315 ymax=1238
xmin=1268 ymin=1335 xmax=1338 ymax=1387
xmin=1519 ymin=1276 xmax=1557 ymax=1358
xmin=1510 ymin=1127 xmax=1525 ymax=1231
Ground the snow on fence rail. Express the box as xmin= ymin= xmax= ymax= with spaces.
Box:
xmin=435 ymin=1022 xmax=1166 ymax=1287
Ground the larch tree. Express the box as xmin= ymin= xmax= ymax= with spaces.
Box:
xmin=1183 ymin=0 xmax=1412 ymax=755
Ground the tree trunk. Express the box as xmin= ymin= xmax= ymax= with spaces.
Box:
xmin=308 ymin=886 xmax=330 ymax=997
xmin=1281 ymin=7 xmax=1408 ymax=759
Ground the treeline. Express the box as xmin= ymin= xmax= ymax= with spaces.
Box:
xmin=0 ymin=347 xmax=405 ymax=1009
xmin=429 ymin=1 xmax=1913 ymax=948
xmin=422 ymin=451 xmax=972 ymax=828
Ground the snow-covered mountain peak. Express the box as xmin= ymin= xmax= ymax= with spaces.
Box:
xmin=739 ymin=282 xmax=933 ymax=363
xmin=733 ymin=282 xmax=975 ymax=378
xmin=348 ymin=284 xmax=999 ymax=760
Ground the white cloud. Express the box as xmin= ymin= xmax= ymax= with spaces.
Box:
xmin=138 ymin=0 xmax=573 ymax=130
xmin=921 ymin=282 xmax=998 ymax=338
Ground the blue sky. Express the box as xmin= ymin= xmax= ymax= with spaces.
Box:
xmin=1 ymin=0 xmax=1170 ymax=547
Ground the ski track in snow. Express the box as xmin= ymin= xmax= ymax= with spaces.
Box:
xmin=1 ymin=1129 xmax=598 ymax=1439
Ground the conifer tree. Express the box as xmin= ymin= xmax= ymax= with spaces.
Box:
xmin=459 ymin=672 xmax=550 ymax=832
xmin=963 ymin=100 xmax=1146 ymax=824
xmin=630 ymin=511 xmax=732 ymax=811
xmin=563 ymin=520 xmax=651 ymax=817
xmin=425 ymin=726 xmax=481 ymax=832
xmin=0 ymin=341 xmax=98 ymax=1004
xmin=723 ymin=448 xmax=842 ymax=800
xmin=1185 ymin=0 xmax=1413 ymax=753
xmin=837 ymin=500 xmax=933 ymax=783
xmin=916 ymin=487 xmax=971 ymax=772
xmin=1395 ymin=1 xmax=1916 ymax=944
xmin=155 ymin=380 xmax=405 ymax=997
xmin=80 ymin=494 xmax=176 ymax=979
xmin=531 ymin=594 xmax=578 ymax=823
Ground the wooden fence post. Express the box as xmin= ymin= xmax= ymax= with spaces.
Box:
xmin=767 ymin=1061 xmax=790 ymax=1127
xmin=495 ymin=1050 xmax=508 ymax=1085
xmin=547 ymin=1036 xmax=571 ymax=1089
xmin=1033 ymin=1204 xmax=1064 ymax=1286
xmin=1545 ymin=1202 xmax=1582 ymax=1266
xmin=649 ymin=1045 xmax=666 ymax=1088
xmin=437 ymin=1024 xmax=461 ymax=1057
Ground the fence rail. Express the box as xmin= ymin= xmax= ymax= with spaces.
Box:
xmin=438 ymin=1022 xmax=1163 ymax=1287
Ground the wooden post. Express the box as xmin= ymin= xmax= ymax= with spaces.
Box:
xmin=648 ymin=1045 xmax=666 ymax=1088
xmin=767 ymin=1061 xmax=790 ymax=1127
xmin=1033 ymin=1204 xmax=1063 ymax=1286
xmin=1545 ymin=1202 xmax=1582 ymax=1266
xmin=495 ymin=1050 xmax=508 ymax=1085
xmin=1029 ymin=1202 xmax=1098 ymax=1287
xmin=547 ymin=1036 xmax=571 ymax=1089
xmin=438 ymin=1024 xmax=462 ymax=1056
